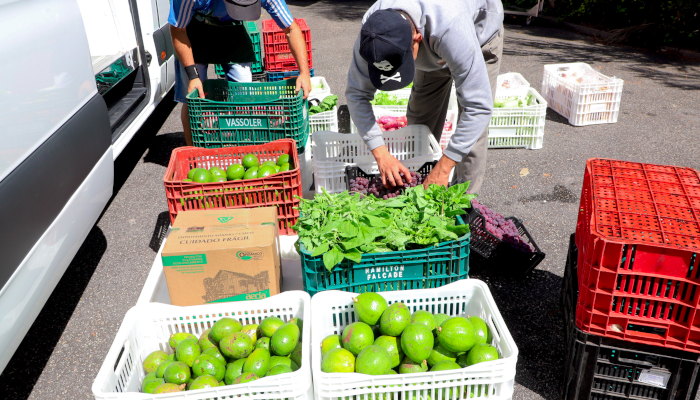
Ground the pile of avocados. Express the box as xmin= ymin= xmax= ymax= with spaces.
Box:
xmin=140 ymin=316 xmax=302 ymax=394
xmin=183 ymin=153 xmax=291 ymax=183
xmin=321 ymin=293 xmax=500 ymax=378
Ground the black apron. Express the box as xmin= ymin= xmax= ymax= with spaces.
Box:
xmin=186 ymin=15 xmax=256 ymax=65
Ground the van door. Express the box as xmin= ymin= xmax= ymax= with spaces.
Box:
xmin=134 ymin=0 xmax=175 ymax=100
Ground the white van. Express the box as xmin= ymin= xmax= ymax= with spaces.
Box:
xmin=0 ymin=0 xmax=175 ymax=373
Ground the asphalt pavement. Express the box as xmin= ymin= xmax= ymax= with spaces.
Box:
xmin=2 ymin=1 xmax=699 ymax=399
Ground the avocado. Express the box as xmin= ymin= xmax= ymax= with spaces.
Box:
xmin=155 ymin=360 xmax=174 ymax=378
xmin=191 ymin=354 xmax=225 ymax=381
xmin=199 ymin=328 xmax=217 ymax=351
xmin=398 ymin=356 xmax=428 ymax=374
xmin=189 ymin=375 xmax=219 ymax=390
xmin=233 ymin=372 xmax=259 ymax=384
xmin=321 ymin=347 xmax=355 ymax=373
xmin=400 ymin=323 xmax=434 ymax=364
xmin=143 ymin=350 xmax=169 ymax=374
xmin=289 ymin=341 xmax=303 ymax=367
xmin=259 ymin=316 xmax=285 ymax=338
xmin=432 ymin=314 xmax=450 ymax=336
xmin=379 ymin=302 xmax=411 ymax=337
xmin=175 ymin=338 xmax=201 ymax=367
xmin=373 ymin=335 xmax=404 ymax=369
xmin=468 ymin=316 xmax=492 ymax=345
xmin=410 ymin=310 xmax=436 ymax=332
xmin=464 ymin=343 xmax=499 ymax=366
xmin=243 ymin=348 xmax=271 ymax=377
xmin=240 ymin=324 xmax=260 ymax=343
xmin=169 ymin=332 xmax=197 ymax=350
xmin=255 ymin=337 xmax=270 ymax=351
xmin=202 ymin=347 xmax=227 ymax=365
xmin=341 ymin=322 xmax=374 ymax=356
xmin=163 ymin=361 xmax=191 ymax=385
xmin=224 ymin=358 xmax=247 ymax=385
xmin=427 ymin=342 xmax=458 ymax=367
xmin=353 ymin=293 xmax=388 ymax=326
xmin=152 ymin=383 xmax=185 ymax=393
xmin=355 ymin=345 xmax=392 ymax=375
xmin=219 ymin=332 xmax=254 ymax=360
xmin=436 ymin=317 xmax=476 ymax=353
xmin=271 ymin=322 xmax=300 ymax=356
xmin=210 ymin=317 xmax=243 ymax=344
xmin=321 ymin=335 xmax=342 ymax=358
xmin=266 ymin=364 xmax=293 ymax=376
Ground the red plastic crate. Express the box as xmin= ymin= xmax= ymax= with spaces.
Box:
xmin=262 ymin=18 xmax=312 ymax=72
xmin=163 ymin=140 xmax=302 ymax=235
xmin=575 ymin=158 xmax=700 ymax=352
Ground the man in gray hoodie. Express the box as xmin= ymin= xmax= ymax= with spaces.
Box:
xmin=346 ymin=0 xmax=504 ymax=193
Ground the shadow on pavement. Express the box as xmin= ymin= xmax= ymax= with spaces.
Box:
xmin=0 ymin=227 xmax=107 ymax=400
xmin=469 ymin=268 xmax=565 ymax=400
xmin=149 ymin=211 xmax=171 ymax=252
xmin=287 ymin=0 xmax=373 ymax=21
xmin=142 ymin=131 xmax=187 ymax=168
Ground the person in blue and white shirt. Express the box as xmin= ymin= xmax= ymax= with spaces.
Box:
xmin=169 ymin=0 xmax=311 ymax=146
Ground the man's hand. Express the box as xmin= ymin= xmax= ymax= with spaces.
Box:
xmin=372 ymin=146 xmax=413 ymax=187
xmin=296 ymin=71 xmax=311 ymax=99
xmin=188 ymin=77 xmax=205 ymax=99
xmin=423 ymin=155 xmax=457 ymax=188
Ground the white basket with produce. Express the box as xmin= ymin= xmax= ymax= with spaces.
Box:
xmin=309 ymin=94 xmax=339 ymax=134
xmin=309 ymin=76 xmax=332 ymax=99
xmin=541 ymin=62 xmax=623 ymax=126
xmin=496 ymin=72 xmax=530 ymax=93
xmin=310 ymin=279 xmax=518 ymax=400
xmin=371 ymin=87 xmax=412 ymax=113
xmin=488 ymin=86 xmax=547 ymax=149
xmin=313 ymin=122 xmax=442 ymax=194
xmin=93 ymin=292 xmax=312 ymax=400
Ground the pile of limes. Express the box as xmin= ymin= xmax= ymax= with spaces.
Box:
xmin=182 ymin=153 xmax=291 ymax=183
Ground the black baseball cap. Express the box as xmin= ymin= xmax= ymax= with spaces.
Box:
xmin=360 ymin=9 xmax=414 ymax=91
xmin=223 ymin=0 xmax=261 ymax=21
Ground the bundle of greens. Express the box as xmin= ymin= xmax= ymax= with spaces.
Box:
xmin=370 ymin=91 xmax=409 ymax=106
xmin=293 ymin=183 xmax=476 ymax=270
xmin=309 ymin=95 xmax=338 ymax=115
xmin=494 ymin=94 xmax=534 ymax=108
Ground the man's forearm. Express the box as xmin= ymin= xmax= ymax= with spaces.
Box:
xmin=170 ymin=25 xmax=195 ymax=66
xmin=284 ymin=23 xmax=309 ymax=74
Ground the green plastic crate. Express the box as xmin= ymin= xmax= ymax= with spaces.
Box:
xmin=299 ymin=216 xmax=470 ymax=296
xmin=215 ymin=21 xmax=263 ymax=78
xmin=187 ymin=78 xmax=309 ymax=152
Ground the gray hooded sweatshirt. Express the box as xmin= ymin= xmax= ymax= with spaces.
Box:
xmin=346 ymin=0 xmax=504 ymax=163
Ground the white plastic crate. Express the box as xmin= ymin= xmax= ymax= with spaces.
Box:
xmin=310 ymin=76 xmax=331 ymax=99
xmin=313 ymin=124 xmax=442 ymax=194
xmin=496 ymin=72 xmax=530 ymax=93
xmin=94 ymin=292 xmax=312 ymax=400
xmin=488 ymin=86 xmax=547 ymax=149
xmin=309 ymin=106 xmax=339 ymax=134
xmin=439 ymin=110 xmax=457 ymax=151
xmin=299 ymin=137 xmax=314 ymax=198
xmin=310 ymin=279 xmax=518 ymax=400
xmin=541 ymin=62 xmax=623 ymax=126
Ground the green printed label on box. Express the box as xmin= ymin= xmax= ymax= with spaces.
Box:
xmin=163 ymin=254 xmax=208 ymax=266
xmin=355 ymin=266 xmax=420 ymax=284
xmin=207 ymin=289 xmax=270 ymax=303
xmin=218 ymin=117 xmax=268 ymax=130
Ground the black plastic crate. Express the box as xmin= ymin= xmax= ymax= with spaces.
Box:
xmin=466 ymin=205 xmax=545 ymax=279
xmin=561 ymin=235 xmax=700 ymax=400
xmin=344 ymin=161 xmax=437 ymax=193
xmin=252 ymin=72 xmax=267 ymax=82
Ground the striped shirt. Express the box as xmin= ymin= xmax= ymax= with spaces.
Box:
xmin=169 ymin=0 xmax=293 ymax=29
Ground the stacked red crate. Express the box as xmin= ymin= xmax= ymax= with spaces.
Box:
xmin=262 ymin=18 xmax=313 ymax=72
xmin=575 ymin=158 xmax=700 ymax=352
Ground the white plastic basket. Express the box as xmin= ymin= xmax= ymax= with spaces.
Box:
xmin=439 ymin=110 xmax=457 ymax=151
xmin=93 ymin=292 xmax=312 ymax=400
xmin=488 ymin=86 xmax=547 ymax=149
xmin=372 ymin=87 xmax=412 ymax=113
xmin=496 ymin=72 xmax=530 ymax=93
xmin=313 ymin=124 xmax=442 ymax=194
xmin=299 ymin=137 xmax=314 ymax=198
xmin=541 ymin=62 xmax=624 ymax=126
xmin=310 ymin=279 xmax=518 ymax=400
xmin=310 ymin=76 xmax=331 ymax=99
xmin=309 ymin=106 xmax=339 ymax=134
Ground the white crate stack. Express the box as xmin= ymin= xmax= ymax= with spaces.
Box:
xmin=488 ymin=86 xmax=547 ymax=149
xmin=313 ymin=125 xmax=442 ymax=194
xmin=311 ymin=280 xmax=519 ymax=400
xmin=541 ymin=62 xmax=623 ymax=126
xmin=92 ymin=292 xmax=312 ymax=400
xmin=496 ymin=72 xmax=530 ymax=92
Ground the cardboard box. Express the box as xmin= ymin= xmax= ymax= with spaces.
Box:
xmin=162 ymin=208 xmax=280 ymax=306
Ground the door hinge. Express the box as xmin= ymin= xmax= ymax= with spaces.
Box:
xmin=145 ymin=51 xmax=152 ymax=66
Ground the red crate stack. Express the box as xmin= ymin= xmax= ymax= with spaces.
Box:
xmin=163 ymin=140 xmax=302 ymax=235
xmin=575 ymin=158 xmax=700 ymax=352
xmin=262 ymin=18 xmax=312 ymax=72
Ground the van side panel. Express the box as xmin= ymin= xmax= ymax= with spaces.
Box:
xmin=0 ymin=0 xmax=100 ymax=183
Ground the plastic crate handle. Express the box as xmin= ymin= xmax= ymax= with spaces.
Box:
xmin=617 ymin=354 xmax=654 ymax=367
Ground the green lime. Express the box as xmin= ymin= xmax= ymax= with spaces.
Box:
xmin=227 ymin=164 xmax=245 ymax=180
xmin=279 ymin=163 xmax=290 ymax=172
xmin=242 ymin=154 xmax=259 ymax=169
xmin=187 ymin=168 xmax=201 ymax=180
xmin=277 ymin=154 xmax=290 ymax=166
xmin=243 ymin=167 xmax=258 ymax=180
xmin=258 ymin=166 xmax=276 ymax=178
xmin=192 ymin=169 xmax=212 ymax=183
xmin=210 ymin=167 xmax=226 ymax=179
